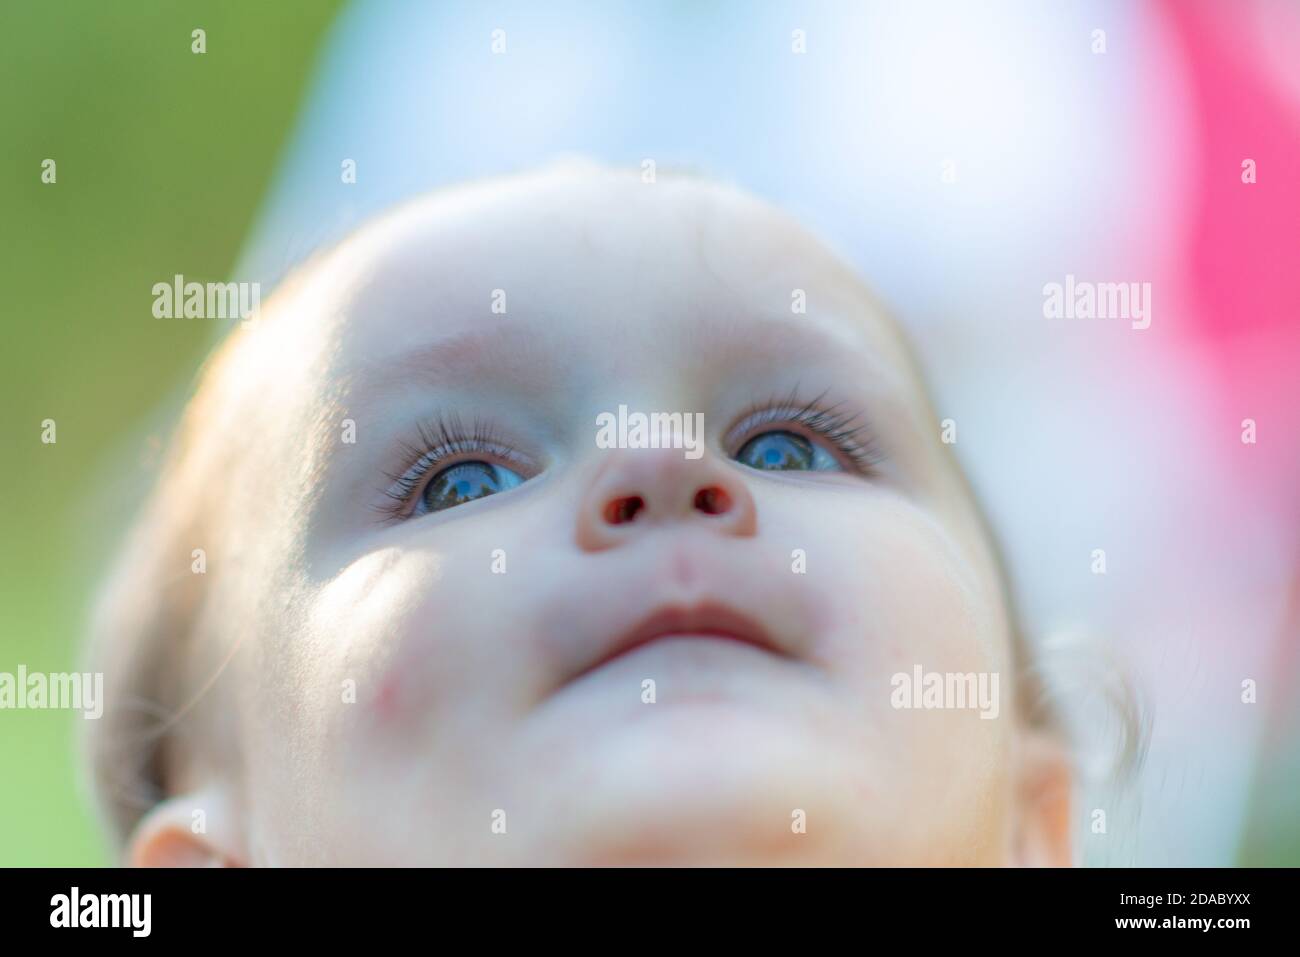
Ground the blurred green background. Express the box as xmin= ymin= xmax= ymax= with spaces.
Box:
xmin=0 ymin=0 xmax=343 ymax=865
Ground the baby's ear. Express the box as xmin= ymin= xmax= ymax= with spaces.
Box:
xmin=127 ymin=785 xmax=246 ymax=867
xmin=1012 ymin=728 xmax=1073 ymax=867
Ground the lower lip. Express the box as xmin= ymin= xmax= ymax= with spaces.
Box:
xmin=582 ymin=632 xmax=780 ymax=676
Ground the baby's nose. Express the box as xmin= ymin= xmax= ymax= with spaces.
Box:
xmin=575 ymin=445 xmax=758 ymax=551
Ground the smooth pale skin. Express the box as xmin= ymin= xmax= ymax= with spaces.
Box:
xmin=130 ymin=165 xmax=1071 ymax=866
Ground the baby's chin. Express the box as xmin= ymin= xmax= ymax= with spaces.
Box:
xmin=526 ymin=718 xmax=893 ymax=866
xmin=526 ymin=724 xmax=1006 ymax=865
xmin=500 ymin=685 xmax=878 ymax=864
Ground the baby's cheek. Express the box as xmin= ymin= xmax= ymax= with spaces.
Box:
xmin=238 ymin=548 xmax=440 ymax=862
xmin=301 ymin=538 xmax=540 ymax=777
xmin=256 ymin=547 xmax=473 ymax=858
xmin=806 ymin=499 xmax=1013 ymax=839
xmin=305 ymin=546 xmax=439 ymax=722
xmin=814 ymin=498 xmax=1008 ymax=683
xmin=308 ymin=545 xmax=501 ymax=737
xmin=293 ymin=545 xmax=480 ymax=803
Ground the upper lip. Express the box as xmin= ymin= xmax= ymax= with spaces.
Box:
xmin=571 ymin=601 xmax=787 ymax=682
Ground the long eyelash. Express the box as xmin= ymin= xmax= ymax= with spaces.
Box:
xmin=373 ymin=414 xmax=513 ymax=522
xmin=735 ymin=386 xmax=884 ymax=472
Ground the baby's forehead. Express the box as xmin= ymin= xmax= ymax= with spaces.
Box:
xmin=283 ymin=170 xmax=911 ymax=389
xmin=232 ymin=171 xmax=936 ymax=467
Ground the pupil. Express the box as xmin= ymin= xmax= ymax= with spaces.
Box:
xmin=425 ymin=462 xmax=499 ymax=512
xmin=739 ymin=431 xmax=813 ymax=470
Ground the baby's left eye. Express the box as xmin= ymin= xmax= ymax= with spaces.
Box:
xmin=734 ymin=430 xmax=843 ymax=472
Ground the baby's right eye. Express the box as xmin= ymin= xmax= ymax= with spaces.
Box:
xmin=378 ymin=414 xmax=535 ymax=522
xmin=415 ymin=461 xmax=524 ymax=515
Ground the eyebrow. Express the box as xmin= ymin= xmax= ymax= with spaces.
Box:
xmin=346 ymin=323 xmax=570 ymax=410
xmin=343 ymin=304 xmax=910 ymax=420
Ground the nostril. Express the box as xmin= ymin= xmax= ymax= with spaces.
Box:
xmin=693 ymin=486 xmax=731 ymax=515
xmin=604 ymin=496 xmax=645 ymax=525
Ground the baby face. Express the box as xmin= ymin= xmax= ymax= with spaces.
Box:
xmin=207 ymin=169 xmax=1030 ymax=865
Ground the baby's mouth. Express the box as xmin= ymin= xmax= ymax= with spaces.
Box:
xmin=568 ymin=601 xmax=789 ymax=684
xmin=534 ymin=530 xmax=824 ymax=697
